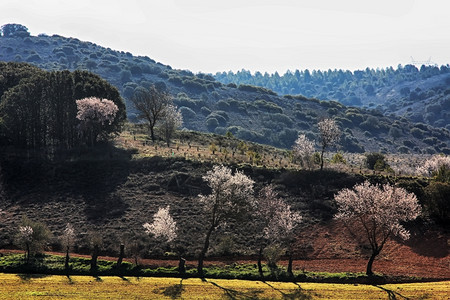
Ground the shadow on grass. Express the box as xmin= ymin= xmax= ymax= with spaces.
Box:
xmin=161 ymin=279 xmax=184 ymax=299
xmin=262 ymin=281 xmax=314 ymax=300
xmin=374 ymin=285 xmax=415 ymax=300
xmin=208 ymin=280 xmax=264 ymax=300
xmin=17 ymin=273 xmax=50 ymax=281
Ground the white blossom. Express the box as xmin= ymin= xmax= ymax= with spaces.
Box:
xmin=258 ymin=185 xmax=302 ymax=242
xmin=160 ymin=104 xmax=183 ymax=146
xmin=318 ymin=118 xmax=341 ymax=170
xmin=292 ymin=134 xmax=315 ymax=169
xmin=61 ymin=223 xmax=75 ymax=250
xmin=143 ymin=205 xmax=177 ymax=243
xmin=416 ymin=155 xmax=450 ymax=177
xmin=318 ymin=118 xmax=341 ymax=148
xmin=197 ymin=165 xmax=255 ymax=275
xmin=19 ymin=226 xmax=33 ymax=243
xmin=334 ymin=181 xmax=421 ymax=241
xmin=199 ymin=165 xmax=255 ymax=224
xmin=334 ymin=181 xmax=421 ymax=274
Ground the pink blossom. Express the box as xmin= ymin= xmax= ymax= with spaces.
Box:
xmin=76 ymin=97 xmax=118 ymax=125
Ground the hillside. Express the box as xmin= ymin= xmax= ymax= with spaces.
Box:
xmin=0 ymin=129 xmax=448 ymax=279
xmin=214 ymin=67 xmax=450 ymax=131
xmin=0 ymin=25 xmax=449 ymax=154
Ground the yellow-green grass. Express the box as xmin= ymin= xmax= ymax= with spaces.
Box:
xmin=0 ymin=273 xmax=447 ymax=299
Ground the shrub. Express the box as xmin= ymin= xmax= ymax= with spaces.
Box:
xmin=207 ymin=113 xmax=227 ymax=126
xmin=102 ymin=54 xmax=119 ymax=63
xmin=424 ymin=182 xmax=450 ymax=225
xmin=238 ymin=84 xmax=277 ymax=95
xmin=398 ymin=146 xmax=410 ymax=154
xmin=331 ymin=153 xmax=346 ymax=164
xmin=120 ymin=70 xmax=132 ymax=83
xmin=217 ymin=100 xmax=230 ymax=110
xmin=268 ymin=113 xmax=293 ymax=127
xmin=200 ymin=106 xmax=211 ymax=116
xmin=182 ymin=79 xmax=207 ymax=93
xmin=254 ymin=100 xmax=283 ymax=113
xmin=206 ymin=118 xmax=219 ymax=130
xmin=389 ymin=127 xmax=402 ymax=139
xmin=174 ymin=94 xmax=198 ymax=110
xmin=410 ymin=127 xmax=424 ymax=138
xmin=129 ymin=65 xmax=142 ymax=76
xmin=365 ymin=153 xmax=387 ymax=170
xmin=179 ymin=106 xmax=196 ymax=120
xmin=26 ymin=54 xmax=41 ymax=62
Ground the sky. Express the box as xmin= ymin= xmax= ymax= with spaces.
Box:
xmin=1 ymin=0 xmax=450 ymax=74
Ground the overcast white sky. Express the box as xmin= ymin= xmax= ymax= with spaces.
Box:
xmin=1 ymin=0 xmax=449 ymax=74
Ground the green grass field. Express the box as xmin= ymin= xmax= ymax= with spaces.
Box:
xmin=0 ymin=273 xmax=447 ymax=299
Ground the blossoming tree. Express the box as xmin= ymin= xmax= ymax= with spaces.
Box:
xmin=160 ymin=104 xmax=183 ymax=147
xmin=292 ymin=133 xmax=315 ymax=169
xmin=257 ymin=185 xmax=302 ymax=276
xmin=197 ymin=165 xmax=255 ymax=276
xmin=334 ymin=181 xmax=421 ymax=275
xmin=143 ymin=205 xmax=178 ymax=243
xmin=417 ymin=154 xmax=450 ymax=182
xmin=61 ymin=223 xmax=75 ymax=270
xmin=18 ymin=226 xmax=33 ymax=262
xmin=76 ymin=97 xmax=119 ymax=146
xmin=318 ymin=118 xmax=341 ymax=170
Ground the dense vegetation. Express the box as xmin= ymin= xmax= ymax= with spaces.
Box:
xmin=215 ymin=66 xmax=450 ymax=130
xmin=0 ymin=24 xmax=449 ymax=153
xmin=0 ymin=62 xmax=126 ymax=151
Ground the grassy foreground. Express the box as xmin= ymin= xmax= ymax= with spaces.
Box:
xmin=0 ymin=273 xmax=447 ymax=300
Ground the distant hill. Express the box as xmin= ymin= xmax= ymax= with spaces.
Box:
xmin=214 ymin=66 xmax=450 ymax=130
xmin=0 ymin=24 xmax=449 ymax=154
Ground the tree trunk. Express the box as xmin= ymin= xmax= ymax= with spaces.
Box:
xmin=287 ymin=251 xmax=294 ymax=278
xmin=366 ymin=249 xmax=380 ymax=276
xmin=26 ymin=243 xmax=30 ymax=263
xmin=257 ymin=246 xmax=264 ymax=278
xmin=178 ymin=257 xmax=186 ymax=275
xmin=90 ymin=245 xmax=99 ymax=273
xmin=320 ymin=148 xmax=325 ymax=171
xmin=116 ymin=244 xmax=124 ymax=268
xmin=149 ymin=126 xmax=155 ymax=142
xmin=64 ymin=247 xmax=70 ymax=271
xmin=197 ymin=225 xmax=215 ymax=277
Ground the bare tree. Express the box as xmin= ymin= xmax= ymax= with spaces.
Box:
xmin=334 ymin=181 xmax=421 ymax=275
xmin=131 ymin=85 xmax=172 ymax=142
xmin=292 ymin=133 xmax=315 ymax=169
xmin=197 ymin=165 xmax=255 ymax=276
xmin=317 ymin=118 xmax=341 ymax=170
xmin=159 ymin=104 xmax=183 ymax=147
